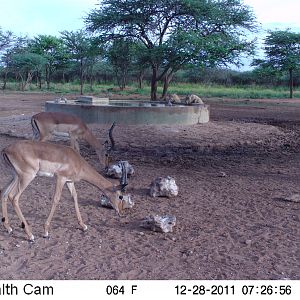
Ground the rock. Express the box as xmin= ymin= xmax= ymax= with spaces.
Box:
xmin=106 ymin=161 xmax=134 ymax=179
xmin=218 ymin=171 xmax=227 ymax=177
xmin=245 ymin=239 xmax=252 ymax=246
xmin=140 ymin=215 xmax=176 ymax=233
xmin=100 ymin=194 xmax=134 ymax=209
xmin=283 ymin=194 xmax=300 ymax=203
xmin=149 ymin=176 xmax=178 ymax=197
xmin=185 ymin=94 xmax=204 ymax=105
xmin=54 ymin=97 xmax=68 ymax=103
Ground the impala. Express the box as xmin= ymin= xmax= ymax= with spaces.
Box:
xmin=31 ymin=111 xmax=107 ymax=168
xmin=1 ymin=140 xmax=125 ymax=241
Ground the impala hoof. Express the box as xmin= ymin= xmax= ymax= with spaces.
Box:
xmin=43 ymin=231 xmax=49 ymax=239
xmin=82 ymin=224 xmax=88 ymax=231
xmin=29 ymin=235 xmax=35 ymax=243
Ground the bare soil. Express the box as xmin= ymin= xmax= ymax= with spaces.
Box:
xmin=0 ymin=92 xmax=299 ymax=280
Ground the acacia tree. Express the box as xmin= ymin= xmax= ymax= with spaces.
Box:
xmin=107 ymin=38 xmax=135 ymax=90
xmin=61 ymin=30 xmax=101 ymax=94
xmin=0 ymin=28 xmax=13 ymax=51
xmin=0 ymin=28 xmax=14 ymax=89
xmin=86 ymin=0 xmax=256 ymax=100
xmin=9 ymin=52 xmax=47 ymax=91
xmin=29 ymin=35 xmax=66 ymax=89
xmin=253 ymin=30 xmax=300 ymax=98
xmin=1 ymin=35 xmax=30 ymax=89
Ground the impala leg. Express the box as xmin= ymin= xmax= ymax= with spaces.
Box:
xmin=44 ymin=177 xmax=66 ymax=238
xmin=70 ymin=135 xmax=80 ymax=153
xmin=66 ymin=182 xmax=87 ymax=232
xmin=1 ymin=176 xmax=18 ymax=234
xmin=39 ymin=134 xmax=51 ymax=142
xmin=11 ymin=174 xmax=36 ymax=241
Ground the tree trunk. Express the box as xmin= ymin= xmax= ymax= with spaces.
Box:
xmin=138 ymin=70 xmax=144 ymax=89
xmin=89 ymin=75 xmax=93 ymax=90
xmin=36 ymin=72 xmax=42 ymax=89
xmin=80 ymin=58 xmax=83 ymax=95
xmin=150 ymin=65 xmax=158 ymax=101
xmin=24 ymin=72 xmax=32 ymax=91
xmin=62 ymin=71 xmax=65 ymax=84
xmin=122 ymin=70 xmax=127 ymax=90
xmin=2 ymin=71 xmax=8 ymax=90
xmin=161 ymin=71 xmax=174 ymax=100
xmin=46 ymin=65 xmax=50 ymax=89
xmin=289 ymin=68 xmax=293 ymax=99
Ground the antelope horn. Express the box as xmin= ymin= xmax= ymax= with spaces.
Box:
xmin=108 ymin=121 xmax=116 ymax=151
xmin=120 ymin=161 xmax=128 ymax=192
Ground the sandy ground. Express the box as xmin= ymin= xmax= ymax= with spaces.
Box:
xmin=0 ymin=92 xmax=299 ymax=280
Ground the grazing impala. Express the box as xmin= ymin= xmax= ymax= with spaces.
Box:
xmin=31 ymin=111 xmax=106 ymax=168
xmin=1 ymin=140 xmax=125 ymax=241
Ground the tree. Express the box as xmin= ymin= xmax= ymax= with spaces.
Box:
xmin=107 ymin=38 xmax=135 ymax=90
xmin=61 ymin=30 xmax=102 ymax=94
xmin=1 ymin=35 xmax=30 ymax=90
xmin=30 ymin=35 xmax=66 ymax=89
xmin=9 ymin=52 xmax=47 ymax=91
xmin=86 ymin=0 xmax=256 ymax=100
xmin=252 ymin=30 xmax=300 ymax=98
xmin=0 ymin=27 xmax=13 ymax=51
xmin=0 ymin=28 xmax=14 ymax=89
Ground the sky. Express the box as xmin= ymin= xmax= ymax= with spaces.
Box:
xmin=1 ymin=0 xmax=300 ymax=70
xmin=0 ymin=0 xmax=99 ymax=37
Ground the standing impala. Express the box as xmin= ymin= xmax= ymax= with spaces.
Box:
xmin=31 ymin=111 xmax=106 ymax=168
xmin=1 ymin=140 xmax=125 ymax=241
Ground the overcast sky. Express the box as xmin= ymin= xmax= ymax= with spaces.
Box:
xmin=0 ymin=0 xmax=99 ymax=37
xmin=1 ymin=0 xmax=299 ymax=37
xmin=1 ymin=0 xmax=299 ymax=69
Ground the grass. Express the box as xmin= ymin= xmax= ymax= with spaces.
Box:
xmin=1 ymin=81 xmax=299 ymax=99
xmin=168 ymin=83 xmax=300 ymax=99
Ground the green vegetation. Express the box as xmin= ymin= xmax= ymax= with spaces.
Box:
xmin=86 ymin=0 xmax=256 ymax=100
xmin=2 ymin=81 xmax=299 ymax=99
xmin=253 ymin=30 xmax=300 ymax=98
xmin=1 ymin=1 xmax=300 ymax=100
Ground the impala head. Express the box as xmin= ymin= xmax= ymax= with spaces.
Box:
xmin=108 ymin=190 xmax=125 ymax=216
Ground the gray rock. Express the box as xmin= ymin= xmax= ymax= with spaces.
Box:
xmin=140 ymin=215 xmax=176 ymax=233
xmin=283 ymin=194 xmax=300 ymax=203
xmin=149 ymin=176 xmax=178 ymax=197
xmin=106 ymin=161 xmax=134 ymax=179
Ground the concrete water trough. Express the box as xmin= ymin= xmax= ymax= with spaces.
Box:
xmin=45 ymin=96 xmax=209 ymax=125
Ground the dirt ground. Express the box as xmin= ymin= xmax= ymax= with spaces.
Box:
xmin=0 ymin=92 xmax=299 ymax=280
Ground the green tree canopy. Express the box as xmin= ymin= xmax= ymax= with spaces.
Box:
xmin=107 ymin=38 xmax=136 ymax=90
xmin=253 ymin=30 xmax=300 ymax=98
xmin=61 ymin=30 xmax=102 ymax=94
xmin=86 ymin=0 xmax=257 ymax=100
xmin=29 ymin=35 xmax=66 ymax=89
xmin=0 ymin=27 xmax=13 ymax=51
xmin=9 ymin=52 xmax=47 ymax=91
